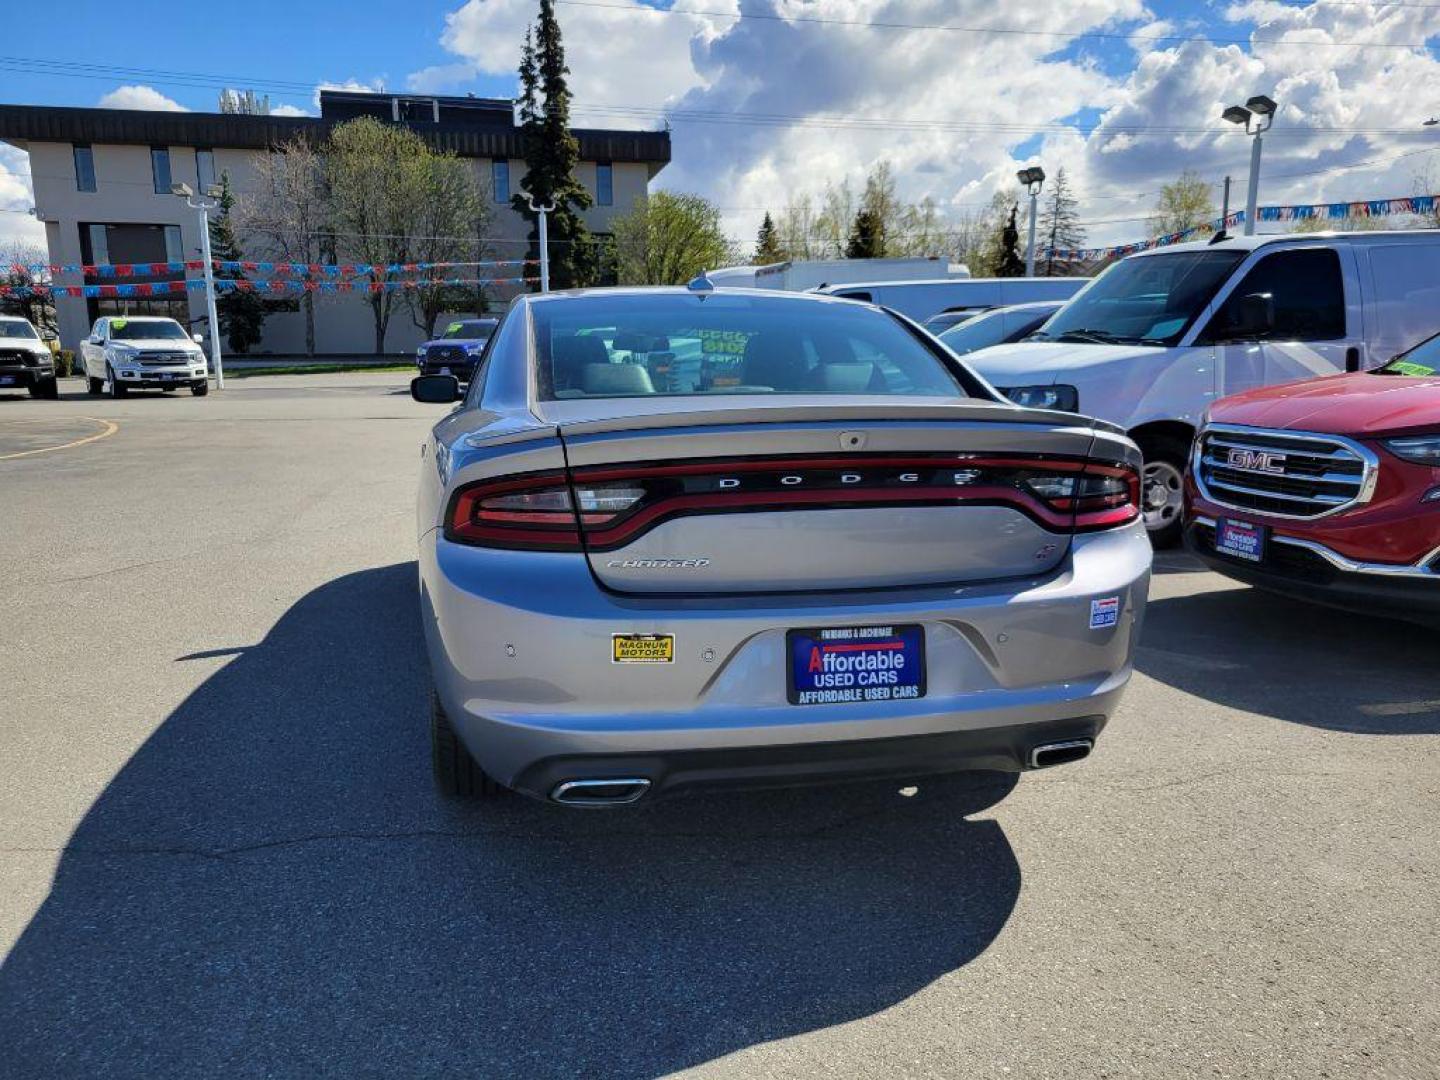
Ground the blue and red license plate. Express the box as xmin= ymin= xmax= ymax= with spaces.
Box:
xmin=1215 ymin=518 xmax=1267 ymax=563
xmin=787 ymin=624 xmax=926 ymax=706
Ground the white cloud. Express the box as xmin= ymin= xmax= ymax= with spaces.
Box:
xmin=0 ymin=145 xmax=45 ymax=253
xmin=97 ymin=84 xmax=188 ymax=111
xmin=270 ymin=104 xmax=311 ymax=117
xmin=417 ymin=0 xmax=1440 ymax=251
xmin=406 ymin=62 xmax=480 ymax=94
xmin=313 ymin=78 xmax=387 ymax=110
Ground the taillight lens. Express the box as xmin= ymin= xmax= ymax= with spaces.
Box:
xmin=444 ymin=456 xmax=1141 ymax=550
xmin=446 ymin=473 xmax=646 ymax=550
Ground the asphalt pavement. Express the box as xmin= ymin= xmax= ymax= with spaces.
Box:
xmin=1 ymin=375 xmax=1436 ymax=1079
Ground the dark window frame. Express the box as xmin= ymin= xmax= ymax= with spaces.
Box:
xmin=195 ymin=148 xmax=216 ymax=193
xmin=492 ymin=159 xmax=510 ymax=203
xmin=595 ymin=162 xmax=613 ymax=206
xmin=73 ymin=144 xmax=96 ymax=193
xmin=150 ymin=147 xmax=172 ymax=195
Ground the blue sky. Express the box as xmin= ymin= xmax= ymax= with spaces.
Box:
xmin=4 ymin=1 xmax=1440 ymax=252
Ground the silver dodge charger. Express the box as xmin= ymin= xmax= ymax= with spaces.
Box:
xmin=411 ymin=284 xmax=1151 ymax=806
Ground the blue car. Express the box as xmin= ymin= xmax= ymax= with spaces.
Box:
xmin=416 ymin=317 xmax=500 ymax=381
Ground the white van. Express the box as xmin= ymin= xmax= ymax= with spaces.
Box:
xmin=964 ymin=231 xmax=1440 ymax=544
xmin=816 ymin=277 xmax=1087 ymax=323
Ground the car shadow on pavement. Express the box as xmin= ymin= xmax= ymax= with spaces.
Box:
xmin=0 ymin=562 xmax=1021 ymax=1079
xmin=1138 ymin=583 xmax=1440 ymax=734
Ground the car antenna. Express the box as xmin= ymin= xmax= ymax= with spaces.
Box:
xmin=1208 ymin=229 xmax=1229 ymax=245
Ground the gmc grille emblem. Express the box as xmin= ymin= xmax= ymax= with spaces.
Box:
xmin=1225 ymin=448 xmax=1287 ymax=474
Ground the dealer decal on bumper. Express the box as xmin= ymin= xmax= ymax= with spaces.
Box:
xmin=1089 ymin=596 xmax=1120 ymax=630
xmin=612 ymin=633 xmax=675 ymax=663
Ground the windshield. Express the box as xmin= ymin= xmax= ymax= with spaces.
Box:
xmin=110 ymin=319 xmax=189 ymax=341
xmin=940 ymin=306 xmax=1056 ymax=356
xmin=1031 ymin=250 xmax=1245 ymax=347
xmin=533 ymin=293 xmax=966 ymax=400
xmin=1377 ymin=332 xmax=1440 ymax=376
xmin=440 ymin=320 xmax=497 ymax=340
xmin=0 ymin=318 xmax=38 ymax=339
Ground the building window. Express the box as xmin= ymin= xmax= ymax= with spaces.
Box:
xmin=196 ymin=149 xmax=215 ymax=194
xmin=596 ymin=162 xmax=613 ymax=207
xmin=151 ymin=147 xmax=172 ymax=195
xmin=164 ymin=225 xmax=183 ymax=263
xmin=73 ymin=144 xmax=96 ymax=192
xmin=86 ymin=223 xmax=110 ymax=265
xmin=492 ymin=160 xmax=510 ymax=203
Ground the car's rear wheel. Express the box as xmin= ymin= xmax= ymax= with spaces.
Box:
xmin=431 ymin=690 xmax=505 ymax=799
xmin=1137 ymin=435 xmax=1187 ymax=548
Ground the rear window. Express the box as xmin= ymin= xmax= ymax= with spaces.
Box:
xmin=440 ymin=320 xmax=497 ymax=339
xmin=532 ymin=293 xmax=966 ymax=400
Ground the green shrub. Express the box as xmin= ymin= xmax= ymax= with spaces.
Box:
xmin=54 ymin=350 xmax=74 ymax=378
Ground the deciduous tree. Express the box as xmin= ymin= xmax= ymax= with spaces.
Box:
xmin=613 ymin=191 xmax=734 ymax=285
xmin=1149 ymin=170 xmax=1215 ymax=238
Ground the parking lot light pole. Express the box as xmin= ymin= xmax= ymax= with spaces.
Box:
xmin=1222 ymin=95 xmax=1276 ymax=237
xmin=523 ymin=191 xmax=557 ymax=292
xmin=172 ymin=182 xmax=225 ymax=388
xmin=1016 ymin=166 xmax=1046 ymax=277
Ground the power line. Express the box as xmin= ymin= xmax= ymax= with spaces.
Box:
xmin=555 ymin=0 xmax=1440 ymax=50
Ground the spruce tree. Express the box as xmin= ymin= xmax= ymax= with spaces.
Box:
xmin=753 ymin=212 xmax=784 ymax=264
xmin=996 ymin=205 xmax=1025 ymax=277
xmin=1039 ymin=166 xmax=1085 ymax=276
xmin=513 ymin=0 xmax=595 ymax=289
xmin=209 ymin=174 xmax=266 ymax=353
xmin=845 ymin=208 xmax=883 ymax=259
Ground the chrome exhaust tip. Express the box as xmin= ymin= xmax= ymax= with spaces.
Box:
xmin=1028 ymin=739 xmax=1094 ymax=769
xmin=550 ymin=778 xmax=651 ymax=807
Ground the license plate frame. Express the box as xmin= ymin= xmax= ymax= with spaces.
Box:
xmin=1215 ymin=517 xmax=1267 ymax=563
xmin=786 ymin=624 xmax=926 ymax=707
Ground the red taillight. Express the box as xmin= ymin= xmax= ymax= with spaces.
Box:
xmin=444 ymin=455 xmax=1141 ymax=551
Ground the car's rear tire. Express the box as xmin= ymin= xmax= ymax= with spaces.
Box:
xmin=29 ymin=377 xmax=59 ymax=400
xmin=431 ymin=690 xmax=505 ymax=799
xmin=1137 ymin=434 xmax=1187 ymax=548
xmin=191 ymin=381 xmax=209 ymax=397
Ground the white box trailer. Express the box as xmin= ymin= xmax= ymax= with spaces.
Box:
xmin=752 ymin=257 xmax=968 ymax=292
xmin=816 ymin=277 xmax=1088 ymax=322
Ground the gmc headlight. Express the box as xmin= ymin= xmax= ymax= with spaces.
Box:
xmin=1383 ymin=434 xmax=1440 ymax=465
xmin=1002 ymin=384 xmax=1079 ymax=412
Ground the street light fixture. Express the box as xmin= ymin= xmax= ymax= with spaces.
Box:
xmin=520 ymin=189 xmax=557 ymax=292
xmin=1223 ymin=93 xmax=1277 ymax=236
xmin=171 ymin=181 xmax=224 ymax=388
xmin=1016 ymin=166 xmax=1045 ymax=277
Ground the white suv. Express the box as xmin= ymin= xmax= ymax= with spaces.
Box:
xmin=80 ymin=316 xmax=209 ymax=398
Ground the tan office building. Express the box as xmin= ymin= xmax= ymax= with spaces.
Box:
xmin=0 ymin=90 xmax=671 ymax=354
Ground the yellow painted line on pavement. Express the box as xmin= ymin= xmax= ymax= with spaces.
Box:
xmin=0 ymin=416 xmax=119 ymax=461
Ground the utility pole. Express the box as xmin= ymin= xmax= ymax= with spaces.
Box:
xmin=1221 ymin=176 xmax=1232 ymax=233
xmin=172 ymin=182 xmax=224 ymax=388
xmin=524 ymin=191 xmax=557 ymax=292
xmin=1016 ymin=167 xmax=1045 ymax=277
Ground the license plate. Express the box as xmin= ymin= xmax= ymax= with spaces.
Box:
xmin=440 ymin=366 xmax=452 ymax=376
xmin=787 ymin=624 xmax=925 ymax=706
xmin=0 ymin=375 xmax=15 ymax=386
xmin=612 ymin=633 xmax=674 ymax=663
xmin=1216 ymin=518 xmax=1267 ymax=562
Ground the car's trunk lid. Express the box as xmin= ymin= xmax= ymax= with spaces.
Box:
xmin=553 ymin=397 xmax=1100 ymax=594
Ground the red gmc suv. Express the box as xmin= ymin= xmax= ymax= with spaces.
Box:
xmin=1185 ymin=332 xmax=1440 ymax=625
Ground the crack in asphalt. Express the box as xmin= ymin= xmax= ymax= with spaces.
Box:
xmin=0 ymin=796 xmax=998 ymax=863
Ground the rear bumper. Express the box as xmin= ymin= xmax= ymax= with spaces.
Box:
xmin=420 ymin=521 xmax=1151 ymax=799
xmin=514 ymin=715 xmax=1107 ymax=801
xmin=1185 ymin=516 xmax=1440 ymax=625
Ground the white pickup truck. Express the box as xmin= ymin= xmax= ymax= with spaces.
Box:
xmin=80 ymin=316 xmax=209 ymax=398
xmin=0 ymin=316 xmax=58 ymax=399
